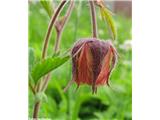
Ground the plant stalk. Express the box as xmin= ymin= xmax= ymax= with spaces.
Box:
xmin=32 ymin=0 xmax=74 ymax=119
xmin=89 ymin=1 xmax=98 ymax=38
xmin=33 ymin=101 xmax=41 ymax=119
xmin=33 ymin=0 xmax=67 ymax=119
xmin=42 ymin=0 xmax=67 ymax=59
xmin=54 ymin=0 xmax=74 ymax=53
xmin=40 ymin=0 xmax=74 ymax=92
xmin=29 ymin=82 xmax=36 ymax=95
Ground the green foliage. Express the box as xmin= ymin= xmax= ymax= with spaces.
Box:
xmin=29 ymin=47 xmax=35 ymax=71
xmin=31 ymin=55 xmax=70 ymax=84
xmin=100 ymin=6 xmax=117 ymax=40
xmin=40 ymin=0 xmax=54 ymax=17
xmin=35 ymin=92 xmax=48 ymax=103
xmin=29 ymin=1 xmax=132 ymax=119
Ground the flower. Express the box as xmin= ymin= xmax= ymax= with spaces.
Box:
xmin=65 ymin=38 xmax=118 ymax=94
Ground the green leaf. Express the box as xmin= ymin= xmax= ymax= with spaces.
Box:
xmin=35 ymin=92 xmax=48 ymax=103
xmin=29 ymin=47 xmax=35 ymax=71
xmin=29 ymin=47 xmax=36 ymax=85
xmin=52 ymin=51 xmax=60 ymax=57
xmin=40 ymin=0 xmax=54 ymax=17
xmin=31 ymin=55 xmax=70 ymax=84
xmin=100 ymin=6 xmax=117 ymax=40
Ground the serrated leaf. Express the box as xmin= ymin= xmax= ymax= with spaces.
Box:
xmin=31 ymin=55 xmax=70 ymax=84
xmin=40 ymin=0 xmax=54 ymax=17
xmin=100 ymin=6 xmax=117 ymax=40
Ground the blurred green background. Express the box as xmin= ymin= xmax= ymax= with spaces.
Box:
xmin=29 ymin=1 xmax=132 ymax=120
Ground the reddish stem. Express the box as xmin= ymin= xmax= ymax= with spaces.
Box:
xmin=54 ymin=0 xmax=74 ymax=53
xmin=33 ymin=102 xmax=41 ymax=119
xmin=42 ymin=0 xmax=67 ymax=59
xmin=33 ymin=1 xmax=67 ymax=119
xmin=89 ymin=1 xmax=98 ymax=38
xmin=40 ymin=0 xmax=74 ymax=93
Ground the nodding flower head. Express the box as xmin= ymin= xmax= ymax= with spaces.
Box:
xmin=65 ymin=38 xmax=118 ymax=94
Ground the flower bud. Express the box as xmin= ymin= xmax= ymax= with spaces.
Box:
xmin=66 ymin=38 xmax=117 ymax=94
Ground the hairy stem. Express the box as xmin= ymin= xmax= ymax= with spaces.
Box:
xmin=32 ymin=1 xmax=74 ymax=119
xmin=33 ymin=101 xmax=41 ymax=119
xmin=54 ymin=0 xmax=74 ymax=53
xmin=54 ymin=32 xmax=61 ymax=53
xmin=89 ymin=1 xmax=98 ymax=38
xmin=41 ymin=73 xmax=51 ymax=92
xmin=29 ymin=82 xmax=36 ymax=95
xmin=33 ymin=0 xmax=67 ymax=119
xmin=42 ymin=0 xmax=67 ymax=59
xmin=40 ymin=0 xmax=74 ymax=92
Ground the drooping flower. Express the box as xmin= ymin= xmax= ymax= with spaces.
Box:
xmin=64 ymin=38 xmax=118 ymax=94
